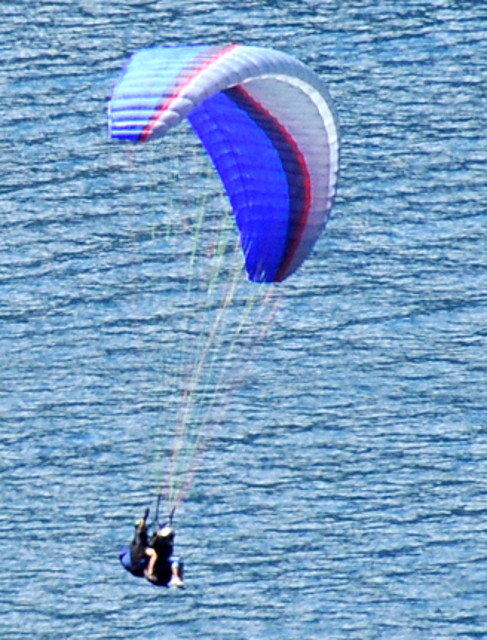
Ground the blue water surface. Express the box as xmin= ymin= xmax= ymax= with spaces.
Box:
xmin=0 ymin=2 xmax=486 ymax=639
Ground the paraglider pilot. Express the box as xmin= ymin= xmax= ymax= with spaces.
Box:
xmin=120 ymin=508 xmax=184 ymax=588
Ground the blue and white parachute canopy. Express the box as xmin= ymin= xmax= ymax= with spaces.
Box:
xmin=108 ymin=44 xmax=339 ymax=282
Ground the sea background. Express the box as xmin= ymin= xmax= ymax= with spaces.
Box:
xmin=1 ymin=1 xmax=486 ymax=638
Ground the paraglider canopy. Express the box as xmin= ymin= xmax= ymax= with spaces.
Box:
xmin=108 ymin=44 xmax=339 ymax=282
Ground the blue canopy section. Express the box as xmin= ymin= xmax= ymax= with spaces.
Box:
xmin=188 ymin=87 xmax=307 ymax=282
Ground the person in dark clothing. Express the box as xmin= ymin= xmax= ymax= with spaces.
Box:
xmin=145 ymin=525 xmax=184 ymax=588
xmin=119 ymin=510 xmax=184 ymax=588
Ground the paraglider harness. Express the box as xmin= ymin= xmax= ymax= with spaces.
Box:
xmin=120 ymin=499 xmax=182 ymax=587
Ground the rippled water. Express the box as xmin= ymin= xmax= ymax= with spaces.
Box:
xmin=1 ymin=2 xmax=486 ymax=638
